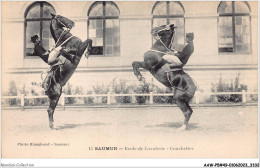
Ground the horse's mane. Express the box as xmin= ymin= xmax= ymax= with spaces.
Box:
xmin=151 ymin=25 xmax=167 ymax=35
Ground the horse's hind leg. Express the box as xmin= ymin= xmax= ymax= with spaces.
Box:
xmin=132 ymin=61 xmax=149 ymax=84
xmin=46 ymin=83 xmax=62 ymax=129
xmin=175 ymin=99 xmax=192 ymax=131
xmin=185 ymin=101 xmax=193 ymax=122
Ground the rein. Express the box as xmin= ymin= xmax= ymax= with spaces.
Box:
xmin=148 ymin=49 xmax=168 ymax=55
xmin=57 ymin=35 xmax=74 ymax=48
xmin=159 ymin=38 xmax=173 ymax=53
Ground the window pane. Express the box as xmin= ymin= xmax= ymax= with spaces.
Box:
xmin=235 ymin=1 xmax=250 ymax=13
xmin=218 ymin=1 xmax=232 ymax=14
xmin=153 ymin=18 xmax=167 ymax=28
xmin=26 ymin=3 xmax=40 ymax=19
xmin=26 ymin=21 xmax=40 ymax=56
xmin=89 ymin=20 xmax=96 ymax=29
xmin=43 ymin=4 xmax=55 ymax=18
xmin=42 ymin=21 xmax=54 ymax=50
xmin=88 ymin=2 xmax=120 ymax=56
xmin=89 ymin=20 xmax=104 ymax=46
xmin=89 ymin=19 xmax=104 ymax=55
xmin=105 ymin=20 xmax=120 ymax=55
xmin=218 ymin=17 xmax=233 ymax=52
xmin=235 ymin=16 xmax=250 ymax=52
xmin=96 ymin=38 xmax=103 ymax=46
xmin=169 ymin=2 xmax=184 ymax=15
xmin=105 ymin=2 xmax=119 ymax=16
xmin=89 ymin=3 xmax=103 ymax=16
xmin=153 ymin=2 xmax=167 ymax=15
xmin=96 ymin=20 xmax=103 ymax=29
xmin=105 ymin=46 xmax=113 ymax=55
xmin=96 ymin=29 xmax=103 ymax=38
xmin=89 ymin=29 xmax=96 ymax=38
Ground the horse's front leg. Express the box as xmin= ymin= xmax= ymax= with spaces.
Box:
xmin=132 ymin=61 xmax=148 ymax=84
xmin=78 ymin=39 xmax=92 ymax=58
xmin=46 ymin=83 xmax=62 ymax=129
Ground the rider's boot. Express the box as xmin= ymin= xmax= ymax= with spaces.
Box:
xmin=42 ymin=71 xmax=54 ymax=91
xmin=169 ymin=63 xmax=184 ymax=69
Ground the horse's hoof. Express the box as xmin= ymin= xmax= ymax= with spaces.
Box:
xmin=177 ymin=125 xmax=186 ymax=131
xmin=83 ymin=45 xmax=90 ymax=58
xmin=49 ymin=122 xmax=54 ymax=129
xmin=85 ymin=52 xmax=90 ymax=59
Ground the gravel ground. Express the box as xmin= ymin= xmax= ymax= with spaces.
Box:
xmin=2 ymin=106 xmax=258 ymax=158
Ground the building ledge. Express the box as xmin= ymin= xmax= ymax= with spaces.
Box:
xmin=4 ymin=64 xmax=258 ymax=74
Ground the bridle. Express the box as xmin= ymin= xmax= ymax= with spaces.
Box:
xmin=152 ymin=25 xmax=175 ymax=53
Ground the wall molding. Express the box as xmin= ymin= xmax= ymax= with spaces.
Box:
xmin=5 ymin=64 xmax=258 ymax=74
xmin=119 ymin=15 xmax=153 ymax=20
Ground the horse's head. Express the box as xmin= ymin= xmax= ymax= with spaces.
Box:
xmin=151 ymin=24 xmax=177 ymax=50
xmin=152 ymin=24 xmax=176 ymax=39
xmin=51 ymin=13 xmax=75 ymax=30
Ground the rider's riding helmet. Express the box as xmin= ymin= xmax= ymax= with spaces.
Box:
xmin=186 ymin=33 xmax=194 ymax=41
xmin=31 ymin=35 xmax=39 ymax=43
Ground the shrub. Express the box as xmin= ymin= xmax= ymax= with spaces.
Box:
xmin=111 ymin=79 xmax=132 ymax=103
xmin=73 ymin=86 xmax=84 ymax=104
xmin=63 ymin=83 xmax=76 ymax=104
xmin=84 ymin=90 xmax=94 ymax=104
xmin=7 ymin=80 xmax=18 ymax=105
xmin=134 ymin=83 xmax=150 ymax=104
xmin=29 ymin=87 xmax=48 ymax=106
xmin=249 ymin=90 xmax=258 ymax=102
xmin=211 ymin=74 xmax=247 ymax=103
xmin=152 ymin=85 xmax=167 ymax=104
xmin=92 ymin=84 xmax=109 ymax=103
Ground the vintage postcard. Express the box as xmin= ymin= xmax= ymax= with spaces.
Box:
xmin=1 ymin=0 xmax=259 ymax=166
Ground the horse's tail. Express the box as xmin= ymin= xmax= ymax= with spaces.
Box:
xmin=190 ymin=75 xmax=204 ymax=93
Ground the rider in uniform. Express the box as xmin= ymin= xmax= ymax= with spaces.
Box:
xmin=31 ymin=35 xmax=86 ymax=91
xmin=31 ymin=35 xmax=50 ymax=63
xmin=162 ymin=33 xmax=194 ymax=72
xmin=152 ymin=29 xmax=194 ymax=72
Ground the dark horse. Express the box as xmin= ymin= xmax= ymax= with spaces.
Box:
xmin=46 ymin=14 xmax=92 ymax=128
xmin=132 ymin=24 xmax=197 ymax=130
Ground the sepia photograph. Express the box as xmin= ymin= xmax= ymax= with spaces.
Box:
xmin=1 ymin=0 xmax=259 ymax=167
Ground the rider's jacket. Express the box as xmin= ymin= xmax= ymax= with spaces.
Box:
xmin=176 ymin=41 xmax=194 ymax=64
xmin=34 ymin=44 xmax=49 ymax=63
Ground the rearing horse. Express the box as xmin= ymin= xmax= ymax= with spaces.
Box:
xmin=46 ymin=14 xmax=92 ymax=128
xmin=132 ymin=24 xmax=197 ymax=130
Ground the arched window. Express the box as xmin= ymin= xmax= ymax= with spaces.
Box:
xmin=218 ymin=1 xmax=251 ymax=53
xmin=152 ymin=1 xmax=185 ymax=51
xmin=88 ymin=1 xmax=120 ymax=56
xmin=24 ymin=1 xmax=55 ymax=57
